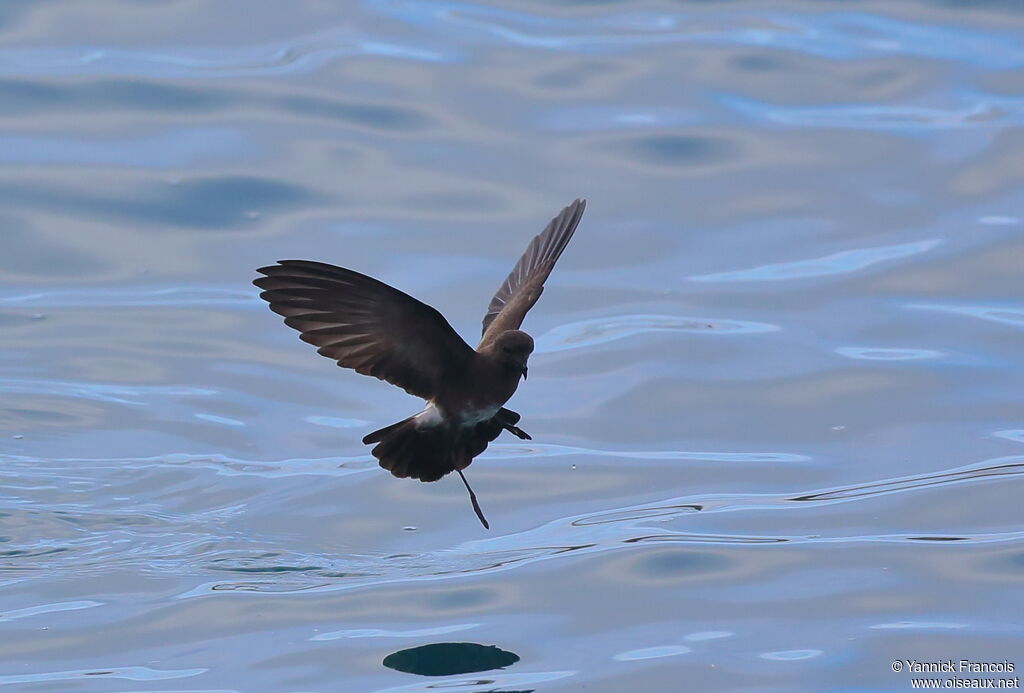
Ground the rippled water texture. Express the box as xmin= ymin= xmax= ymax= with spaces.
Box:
xmin=2 ymin=1 xmax=1023 ymax=691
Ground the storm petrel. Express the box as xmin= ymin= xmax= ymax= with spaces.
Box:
xmin=254 ymin=198 xmax=586 ymax=528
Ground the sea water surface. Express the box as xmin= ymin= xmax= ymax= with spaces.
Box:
xmin=1 ymin=1 xmax=1023 ymax=691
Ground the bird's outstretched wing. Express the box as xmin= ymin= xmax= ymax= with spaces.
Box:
xmin=255 ymin=260 xmax=475 ymax=400
xmin=481 ymin=199 xmax=586 ymax=342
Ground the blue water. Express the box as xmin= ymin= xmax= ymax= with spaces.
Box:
xmin=2 ymin=1 xmax=1023 ymax=691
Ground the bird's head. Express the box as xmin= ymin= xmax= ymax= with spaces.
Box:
xmin=494 ymin=330 xmax=534 ymax=379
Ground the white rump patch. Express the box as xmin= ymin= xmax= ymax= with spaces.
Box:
xmin=414 ymin=404 xmax=445 ymax=428
xmin=413 ymin=404 xmax=499 ymax=428
xmin=462 ymin=406 xmax=500 ymax=426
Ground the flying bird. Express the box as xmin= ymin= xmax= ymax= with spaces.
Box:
xmin=254 ymin=199 xmax=586 ymax=528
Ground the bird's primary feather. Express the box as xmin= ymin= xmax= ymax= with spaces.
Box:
xmin=481 ymin=198 xmax=586 ymax=343
xmin=254 ymin=260 xmax=475 ymax=400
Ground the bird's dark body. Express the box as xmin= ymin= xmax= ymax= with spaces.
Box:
xmin=254 ymin=199 xmax=586 ymax=526
xmin=361 ymin=352 xmax=529 ymax=481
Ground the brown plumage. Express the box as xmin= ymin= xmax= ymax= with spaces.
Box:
xmin=254 ymin=199 xmax=586 ymax=528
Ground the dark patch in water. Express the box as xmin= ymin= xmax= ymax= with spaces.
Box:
xmin=403 ymin=190 xmax=506 ymax=212
xmin=0 ymin=176 xmax=317 ymax=230
xmin=534 ymin=59 xmax=622 ymax=89
xmin=383 ymin=642 xmax=520 ymax=677
xmin=640 ymin=549 xmax=730 ymax=577
xmin=731 ymin=54 xmax=784 ymax=72
xmin=619 ymin=133 xmax=737 ymax=167
xmin=210 ymin=564 xmax=322 ymax=574
xmin=278 ymin=95 xmax=433 ymax=131
xmin=427 ymin=588 xmax=495 ymax=610
xmin=0 ymin=79 xmax=231 ymax=116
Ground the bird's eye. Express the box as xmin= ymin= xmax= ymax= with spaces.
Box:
xmin=502 ymin=346 xmax=513 ymax=354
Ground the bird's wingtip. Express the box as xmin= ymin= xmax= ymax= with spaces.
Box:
xmin=255 ymin=260 xmax=315 ymax=277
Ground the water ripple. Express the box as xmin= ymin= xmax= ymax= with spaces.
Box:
xmin=4 ymin=7 xmax=1014 ymax=83
xmin=370 ymin=3 xmax=1024 ymax=67
xmin=0 ymin=127 xmax=246 ymax=168
xmin=0 ymin=378 xmax=215 ymax=405
xmin=992 ymin=430 xmax=1024 ymax=443
xmin=835 ymin=347 xmax=943 ymax=361
xmin=185 ymin=461 xmax=1023 ymax=594
xmin=0 ymin=599 xmax=101 ymax=622
xmin=305 ymin=415 xmax=371 ymax=429
xmin=193 ymin=413 xmax=246 ymax=428
xmin=485 ymin=444 xmax=808 ymax=463
xmin=0 ymin=286 xmax=256 ymax=308
xmin=870 ymin=621 xmax=967 ymax=631
xmin=0 ymin=175 xmax=315 ymax=230
xmin=535 ymin=314 xmax=779 ymax=353
xmin=0 ymin=666 xmax=207 ymax=686
xmin=726 ymin=95 xmax=1021 ymax=131
xmin=4 ymin=452 xmax=1021 ymax=598
xmin=539 ymin=105 xmax=698 ymax=132
xmin=0 ymin=28 xmax=452 ymax=79
xmin=908 ymin=303 xmax=1024 ymax=328
xmin=691 ymin=239 xmax=941 ymax=282
xmin=760 ymin=649 xmax=822 ymax=661
xmin=0 ymin=453 xmax=374 ymax=480
xmin=0 ymin=446 xmax=806 ymax=487
xmin=614 ymin=645 xmax=691 ymax=661
xmin=372 ymin=669 xmax=575 ymax=693
xmin=788 ymin=457 xmax=1024 ymax=502
xmin=978 ymin=215 xmax=1021 ymax=226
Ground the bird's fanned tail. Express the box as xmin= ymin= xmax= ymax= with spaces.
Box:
xmin=364 ymin=416 xmax=505 ymax=482
xmin=364 ymin=410 xmax=528 ymax=528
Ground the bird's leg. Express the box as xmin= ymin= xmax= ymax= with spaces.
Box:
xmin=456 ymin=468 xmax=489 ymax=529
xmin=446 ymin=427 xmax=489 ymax=529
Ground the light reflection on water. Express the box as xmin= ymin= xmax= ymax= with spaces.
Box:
xmin=1 ymin=1 xmax=1023 ymax=690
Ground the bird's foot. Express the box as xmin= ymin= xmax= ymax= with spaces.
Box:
xmin=504 ymin=424 xmax=531 ymax=440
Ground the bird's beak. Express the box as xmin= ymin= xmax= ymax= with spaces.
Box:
xmin=521 ymin=366 xmax=528 ymax=380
